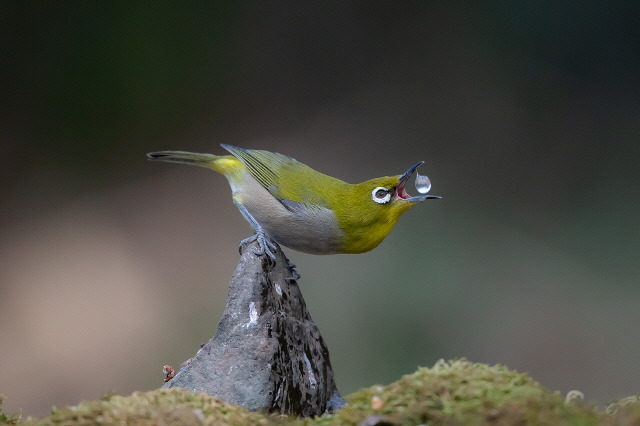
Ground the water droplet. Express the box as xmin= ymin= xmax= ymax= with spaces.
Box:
xmin=415 ymin=173 xmax=431 ymax=194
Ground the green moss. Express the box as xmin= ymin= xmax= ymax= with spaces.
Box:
xmin=605 ymin=395 xmax=640 ymax=425
xmin=0 ymin=395 xmax=21 ymax=425
xmin=304 ymin=359 xmax=601 ymax=425
xmin=5 ymin=360 xmax=640 ymax=425
xmin=14 ymin=388 xmax=282 ymax=426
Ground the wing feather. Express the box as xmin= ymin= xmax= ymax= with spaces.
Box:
xmin=221 ymin=144 xmax=292 ymax=191
xmin=221 ymin=144 xmax=344 ymax=212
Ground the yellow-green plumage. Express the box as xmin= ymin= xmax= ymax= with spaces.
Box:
xmin=333 ymin=180 xmax=416 ymax=253
xmin=147 ymin=144 xmax=439 ymax=255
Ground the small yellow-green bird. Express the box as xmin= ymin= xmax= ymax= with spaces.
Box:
xmin=147 ymin=145 xmax=440 ymax=258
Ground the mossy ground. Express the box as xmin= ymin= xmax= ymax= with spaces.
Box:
xmin=2 ymin=360 xmax=639 ymax=425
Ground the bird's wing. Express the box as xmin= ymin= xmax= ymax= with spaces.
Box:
xmin=221 ymin=144 xmax=341 ymax=212
xmin=221 ymin=144 xmax=293 ymax=192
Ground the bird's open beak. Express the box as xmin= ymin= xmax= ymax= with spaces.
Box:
xmin=396 ymin=161 xmax=442 ymax=202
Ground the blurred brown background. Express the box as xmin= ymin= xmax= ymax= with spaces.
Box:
xmin=1 ymin=2 xmax=639 ymax=417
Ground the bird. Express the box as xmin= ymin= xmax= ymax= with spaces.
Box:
xmin=147 ymin=145 xmax=440 ymax=258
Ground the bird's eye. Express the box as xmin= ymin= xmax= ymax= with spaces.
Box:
xmin=372 ymin=187 xmax=391 ymax=204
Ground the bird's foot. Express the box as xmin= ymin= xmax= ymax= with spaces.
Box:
xmin=234 ymin=202 xmax=278 ymax=260
xmin=239 ymin=231 xmax=278 ymax=260
xmin=284 ymin=256 xmax=301 ymax=281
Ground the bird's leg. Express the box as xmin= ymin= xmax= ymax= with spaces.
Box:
xmin=234 ymin=202 xmax=278 ymax=260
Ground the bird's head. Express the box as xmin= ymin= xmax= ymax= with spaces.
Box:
xmin=337 ymin=162 xmax=441 ymax=253
xmin=367 ymin=161 xmax=441 ymax=205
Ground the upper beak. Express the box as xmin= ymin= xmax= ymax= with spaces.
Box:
xmin=396 ymin=161 xmax=442 ymax=202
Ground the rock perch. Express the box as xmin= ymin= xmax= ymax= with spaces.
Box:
xmin=163 ymin=240 xmax=344 ymax=417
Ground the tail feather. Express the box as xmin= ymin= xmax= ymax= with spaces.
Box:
xmin=146 ymin=151 xmax=218 ymax=167
xmin=147 ymin=150 xmax=242 ymax=176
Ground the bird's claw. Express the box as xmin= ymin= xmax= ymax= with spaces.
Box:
xmin=239 ymin=232 xmax=278 ymax=260
xmin=284 ymin=256 xmax=301 ymax=280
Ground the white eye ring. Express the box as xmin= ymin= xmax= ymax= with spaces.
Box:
xmin=372 ymin=187 xmax=391 ymax=204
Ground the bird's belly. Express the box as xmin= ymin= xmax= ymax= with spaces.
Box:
xmin=242 ymin=202 xmax=344 ymax=254
xmin=262 ymin=210 xmax=344 ymax=254
xmin=266 ymin=221 xmax=343 ymax=255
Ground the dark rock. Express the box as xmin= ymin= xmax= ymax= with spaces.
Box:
xmin=163 ymin=240 xmax=344 ymax=417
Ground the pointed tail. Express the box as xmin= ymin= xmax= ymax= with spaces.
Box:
xmin=147 ymin=151 xmax=219 ymax=166
xmin=147 ymin=151 xmax=240 ymax=175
